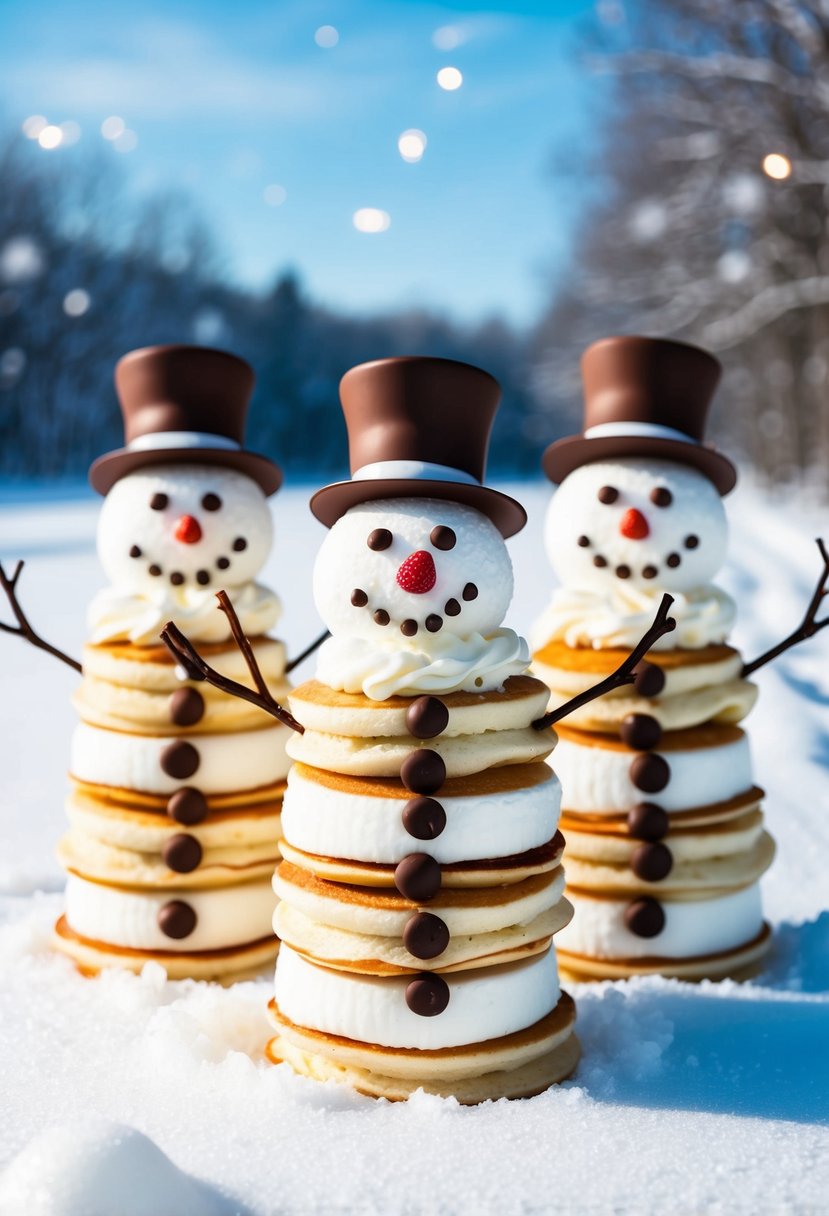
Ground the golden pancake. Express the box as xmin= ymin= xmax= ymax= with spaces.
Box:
xmin=558 ymin=923 xmax=772 ymax=983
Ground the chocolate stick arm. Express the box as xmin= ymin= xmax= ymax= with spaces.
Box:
xmin=285 ymin=628 xmax=330 ymax=675
xmin=160 ymin=621 xmax=305 ymax=734
xmin=532 ymin=593 xmax=676 ymax=730
xmin=0 ymin=560 xmax=82 ymax=674
xmin=214 ymin=589 xmax=272 ymax=700
xmin=742 ymin=538 xmax=829 ymax=678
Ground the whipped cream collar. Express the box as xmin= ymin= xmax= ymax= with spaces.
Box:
xmin=532 ymin=582 xmax=736 ymax=652
xmin=315 ymin=627 xmax=530 ymax=701
xmin=87 ymin=580 xmax=282 ymax=646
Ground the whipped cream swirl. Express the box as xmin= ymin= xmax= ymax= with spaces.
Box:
xmin=315 ymin=627 xmax=530 ymax=701
xmin=87 ymin=581 xmax=282 ymax=646
xmin=532 ymin=583 xmax=736 ymax=652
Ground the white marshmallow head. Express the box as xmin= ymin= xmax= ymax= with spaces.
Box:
xmin=545 ymin=458 xmax=728 ymax=594
xmin=97 ymin=463 xmax=273 ymax=593
xmin=314 ymin=498 xmax=514 ymax=641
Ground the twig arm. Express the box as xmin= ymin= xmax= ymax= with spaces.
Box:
xmin=285 ymin=628 xmax=330 ymax=675
xmin=742 ymin=539 xmax=829 ymax=677
xmin=533 ymin=594 xmax=676 ymax=730
xmin=0 ymin=560 xmax=82 ymax=673
xmin=160 ymin=619 xmax=305 ymax=735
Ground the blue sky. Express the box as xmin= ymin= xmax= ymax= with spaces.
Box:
xmin=0 ymin=0 xmax=602 ymax=325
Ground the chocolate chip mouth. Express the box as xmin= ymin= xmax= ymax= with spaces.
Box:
xmin=581 ymin=533 xmax=697 ymax=580
xmin=350 ymin=582 xmax=479 ymax=636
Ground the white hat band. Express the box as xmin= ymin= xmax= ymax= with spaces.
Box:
xmin=583 ymin=421 xmax=696 ymax=445
xmin=353 ymin=460 xmax=481 ymax=486
xmin=126 ymin=431 xmax=242 ymax=454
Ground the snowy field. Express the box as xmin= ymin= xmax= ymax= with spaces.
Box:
xmin=1 ymin=481 xmax=828 ymax=1215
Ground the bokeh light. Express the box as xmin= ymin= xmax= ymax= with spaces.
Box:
xmin=263 ymin=183 xmax=287 ymax=206
xmin=762 ymin=153 xmax=792 ymax=180
xmin=37 ymin=125 xmax=63 ymax=150
xmin=0 ymin=237 xmax=45 ymax=283
xmin=100 ymin=116 xmax=125 ymax=141
xmin=436 ymin=66 xmax=463 ymax=91
xmin=398 ymin=129 xmax=427 ymax=163
xmin=315 ymin=25 xmax=339 ymax=48
xmin=352 ymin=208 xmax=391 ymax=234
xmin=432 ymin=25 xmax=463 ymax=51
xmin=22 ymin=116 xmax=47 ymax=140
xmin=63 ymin=289 xmax=91 ymax=317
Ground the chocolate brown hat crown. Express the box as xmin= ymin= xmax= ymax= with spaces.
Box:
xmin=311 ymin=356 xmax=526 ymax=536
xmin=543 ymin=335 xmax=737 ymax=495
xmin=89 ymin=344 xmax=282 ymax=496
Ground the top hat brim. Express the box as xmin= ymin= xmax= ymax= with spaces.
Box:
xmin=89 ymin=446 xmax=283 ymax=497
xmin=311 ymin=478 xmax=527 ymax=538
xmin=542 ymin=434 xmax=737 ymax=496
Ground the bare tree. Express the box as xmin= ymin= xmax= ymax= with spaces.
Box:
xmin=534 ymin=0 xmax=829 ymax=490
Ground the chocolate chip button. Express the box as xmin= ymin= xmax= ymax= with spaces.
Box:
xmin=168 ymin=687 xmax=205 ymax=727
xmin=166 ymin=787 xmax=208 ymax=825
xmin=400 ymin=749 xmax=446 ymax=795
xmin=405 ymin=973 xmax=450 ymax=1016
xmin=157 ymin=900 xmax=197 ymax=940
xmin=624 ymin=897 xmax=665 ymax=939
xmin=160 ymin=740 xmax=200 ymax=780
xmin=620 ymin=713 xmax=663 ymax=751
xmin=402 ymin=796 xmax=446 ymax=840
xmin=630 ymin=752 xmax=670 ymax=793
xmin=162 ymin=834 xmax=203 ymax=874
xmin=627 ymin=802 xmax=669 ymax=842
xmin=631 ymin=841 xmax=673 ymax=882
xmin=394 ymin=853 xmax=442 ymax=901
xmin=633 ymin=661 xmax=666 ymax=697
xmin=403 ymin=912 xmax=450 ymax=960
xmin=405 ymin=696 xmax=449 ymax=740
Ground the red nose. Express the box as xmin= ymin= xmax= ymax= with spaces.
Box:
xmin=174 ymin=515 xmax=202 ymax=544
xmin=396 ymin=550 xmax=437 ymax=594
xmin=619 ymin=508 xmax=650 ymax=540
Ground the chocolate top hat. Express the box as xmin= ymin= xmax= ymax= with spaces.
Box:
xmin=310 ymin=356 xmax=526 ymax=537
xmin=542 ymin=336 xmax=737 ymax=495
xmin=89 ymin=344 xmax=282 ymax=496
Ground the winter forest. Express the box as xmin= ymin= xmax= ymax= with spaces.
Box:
xmin=2 ymin=0 xmax=829 ymax=490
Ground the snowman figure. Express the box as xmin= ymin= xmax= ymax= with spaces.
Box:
xmin=163 ymin=355 xmax=674 ymax=1101
xmin=533 ymin=335 xmax=826 ymax=981
xmin=1 ymin=345 xmax=297 ymax=980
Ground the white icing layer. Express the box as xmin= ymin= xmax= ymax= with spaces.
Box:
xmin=87 ymin=580 xmax=281 ymax=647
xmin=558 ymin=883 xmax=763 ymax=960
xmin=274 ymin=944 xmax=561 ymax=1049
xmin=70 ymin=722 xmax=291 ymax=795
xmin=532 ymin=583 xmax=735 ymax=653
xmin=553 ymin=731 xmax=753 ymax=814
xmin=280 ymin=766 xmax=560 ymax=864
xmin=64 ymin=874 xmax=275 ymax=952
xmin=315 ymin=628 xmax=529 ymax=702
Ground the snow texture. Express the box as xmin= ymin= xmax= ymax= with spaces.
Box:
xmin=1 ymin=482 xmax=828 ymax=1215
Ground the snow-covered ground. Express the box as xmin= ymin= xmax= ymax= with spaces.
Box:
xmin=1 ymin=481 xmax=827 ymax=1215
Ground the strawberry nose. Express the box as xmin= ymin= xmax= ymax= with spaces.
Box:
xmin=174 ymin=515 xmax=202 ymax=544
xmin=619 ymin=508 xmax=650 ymax=540
xmin=396 ymin=550 xmax=437 ymax=594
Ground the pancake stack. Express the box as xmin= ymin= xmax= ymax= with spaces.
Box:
xmin=55 ymin=634 xmax=290 ymax=980
xmin=50 ymin=343 xmax=291 ymax=980
xmin=532 ymin=640 xmax=773 ymax=980
xmin=263 ymin=356 xmax=580 ymax=1101
xmin=533 ymin=335 xmax=775 ymax=981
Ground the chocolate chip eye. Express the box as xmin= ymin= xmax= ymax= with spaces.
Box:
xmin=201 ymin=493 xmax=222 ymax=512
xmin=597 ymin=486 xmax=618 ymax=505
xmin=150 ymin=492 xmax=169 ymax=511
xmin=367 ymin=528 xmax=392 ymax=551
xmin=430 ymin=526 xmax=456 ymax=551
xmin=650 ymin=487 xmax=673 ymax=508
